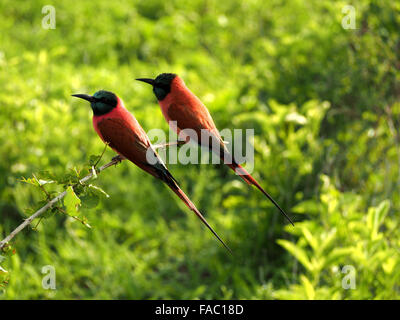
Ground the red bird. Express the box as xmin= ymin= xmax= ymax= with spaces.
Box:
xmin=136 ymin=74 xmax=294 ymax=225
xmin=72 ymin=90 xmax=231 ymax=252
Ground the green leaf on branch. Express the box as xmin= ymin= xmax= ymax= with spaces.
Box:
xmin=20 ymin=177 xmax=39 ymax=186
xmin=41 ymin=205 xmax=58 ymax=219
xmin=80 ymin=184 xmax=109 ymax=209
xmin=37 ymin=170 xmax=57 ymax=181
xmin=80 ymin=191 xmax=100 ymax=209
xmin=88 ymin=184 xmax=109 ymax=198
xmin=64 ymin=186 xmax=81 ymax=216
xmin=37 ymin=179 xmax=54 ymax=186
xmin=58 ymin=172 xmax=77 ymax=185
xmin=91 ymin=166 xmax=97 ymax=179
xmin=57 ymin=168 xmax=84 ymax=185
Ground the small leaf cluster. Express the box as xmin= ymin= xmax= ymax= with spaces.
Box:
xmin=20 ymin=153 xmax=110 ymax=230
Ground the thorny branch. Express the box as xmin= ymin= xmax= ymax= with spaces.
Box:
xmin=0 ymin=140 xmax=186 ymax=251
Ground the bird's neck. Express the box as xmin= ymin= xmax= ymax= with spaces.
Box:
xmin=93 ymin=98 xmax=125 ymax=120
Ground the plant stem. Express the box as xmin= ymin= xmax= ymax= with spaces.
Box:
xmin=0 ymin=157 xmax=121 ymax=251
xmin=0 ymin=140 xmax=186 ymax=251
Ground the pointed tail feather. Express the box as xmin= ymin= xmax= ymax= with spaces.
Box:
xmin=151 ymin=155 xmax=231 ymax=253
xmin=172 ymin=187 xmax=232 ymax=254
xmin=227 ymin=162 xmax=294 ymax=226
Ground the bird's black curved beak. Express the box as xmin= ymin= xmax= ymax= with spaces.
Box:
xmin=71 ymin=94 xmax=94 ymax=102
xmin=136 ymin=78 xmax=155 ymax=86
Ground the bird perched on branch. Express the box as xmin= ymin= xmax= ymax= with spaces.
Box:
xmin=136 ymin=74 xmax=294 ymax=225
xmin=72 ymin=90 xmax=231 ymax=253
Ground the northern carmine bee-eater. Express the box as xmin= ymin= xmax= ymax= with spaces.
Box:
xmin=136 ymin=74 xmax=294 ymax=225
xmin=72 ymin=90 xmax=231 ymax=252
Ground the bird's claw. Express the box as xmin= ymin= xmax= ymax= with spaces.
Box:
xmin=112 ymin=155 xmax=125 ymax=164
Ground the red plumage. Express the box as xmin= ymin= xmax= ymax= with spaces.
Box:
xmin=157 ymin=76 xmax=294 ymax=225
xmin=91 ymin=96 xmax=231 ymax=252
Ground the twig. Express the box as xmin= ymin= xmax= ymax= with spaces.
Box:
xmin=94 ymin=142 xmax=109 ymax=168
xmin=56 ymin=207 xmax=91 ymax=228
xmin=0 ymin=157 xmax=121 ymax=251
xmin=153 ymin=140 xmax=228 ymax=148
xmin=153 ymin=140 xmax=187 ymax=149
xmin=0 ymin=140 xmax=187 ymax=251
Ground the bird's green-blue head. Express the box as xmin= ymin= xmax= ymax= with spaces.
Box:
xmin=136 ymin=73 xmax=177 ymax=101
xmin=72 ymin=90 xmax=118 ymax=115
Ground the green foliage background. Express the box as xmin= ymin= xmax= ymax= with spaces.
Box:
xmin=0 ymin=0 xmax=399 ymax=299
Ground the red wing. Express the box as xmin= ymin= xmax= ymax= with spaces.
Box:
xmin=97 ymin=118 xmax=150 ymax=169
xmin=167 ymin=103 xmax=224 ymax=149
xmin=96 ymin=117 xmax=180 ymax=185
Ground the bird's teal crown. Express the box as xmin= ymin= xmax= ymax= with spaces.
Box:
xmin=153 ymin=73 xmax=177 ymax=101
xmin=91 ymin=90 xmax=118 ymax=115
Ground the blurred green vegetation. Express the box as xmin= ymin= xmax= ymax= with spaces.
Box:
xmin=0 ymin=0 xmax=399 ymax=299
